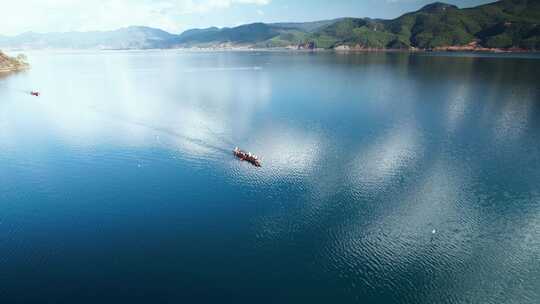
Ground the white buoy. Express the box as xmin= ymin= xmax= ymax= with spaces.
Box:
xmin=432 ymin=229 xmax=437 ymax=234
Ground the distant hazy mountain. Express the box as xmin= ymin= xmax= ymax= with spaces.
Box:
xmin=1 ymin=0 xmax=539 ymax=50
xmin=0 ymin=26 xmax=177 ymax=50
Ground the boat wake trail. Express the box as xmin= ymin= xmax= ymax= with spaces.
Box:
xmin=89 ymin=107 xmax=231 ymax=155
xmin=130 ymin=120 xmax=231 ymax=155
xmin=2 ymin=86 xmax=35 ymax=95
xmin=201 ymin=124 xmax=235 ymax=148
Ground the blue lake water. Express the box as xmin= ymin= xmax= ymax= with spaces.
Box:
xmin=0 ymin=50 xmax=539 ymax=303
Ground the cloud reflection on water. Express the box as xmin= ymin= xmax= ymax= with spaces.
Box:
xmin=0 ymin=51 xmax=274 ymax=159
xmin=349 ymin=121 xmax=423 ymax=194
xmin=1 ymin=51 xmax=540 ymax=303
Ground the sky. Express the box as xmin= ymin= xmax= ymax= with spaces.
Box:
xmin=1 ymin=0 xmax=496 ymax=36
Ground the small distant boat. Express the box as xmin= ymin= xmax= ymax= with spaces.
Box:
xmin=30 ymin=91 xmax=40 ymax=97
xmin=233 ymin=147 xmax=261 ymax=167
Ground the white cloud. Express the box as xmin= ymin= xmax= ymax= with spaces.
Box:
xmin=1 ymin=0 xmax=271 ymax=35
xmin=186 ymin=0 xmax=270 ymax=13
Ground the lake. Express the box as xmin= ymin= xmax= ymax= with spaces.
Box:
xmin=0 ymin=50 xmax=539 ymax=303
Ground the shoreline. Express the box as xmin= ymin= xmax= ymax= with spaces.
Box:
xmin=0 ymin=65 xmax=28 ymax=73
xmin=1 ymin=47 xmax=538 ymax=55
xmin=165 ymin=46 xmax=535 ymax=54
xmin=172 ymin=45 xmax=539 ymax=53
xmin=0 ymin=51 xmax=29 ymax=74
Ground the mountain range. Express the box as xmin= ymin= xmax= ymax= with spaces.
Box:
xmin=0 ymin=0 xmax=539 ymax=51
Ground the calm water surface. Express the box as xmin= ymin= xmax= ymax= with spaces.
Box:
xmin=0 ymin=51 xmax=539 ymax=303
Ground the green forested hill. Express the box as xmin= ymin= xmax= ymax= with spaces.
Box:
xmin=303 ymin=0 xmax=540 ymax=49
xmin=0 ymin=0 xmax=538 ymax=50
xmin=176 ymin=0 xmax=540 ymax=50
